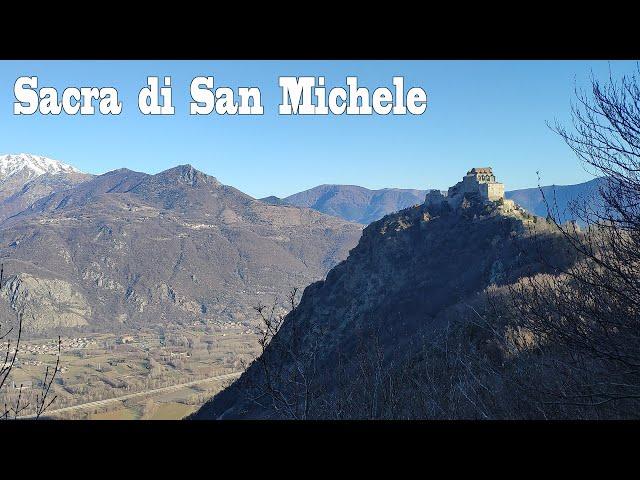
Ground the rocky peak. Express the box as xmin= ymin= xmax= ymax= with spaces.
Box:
xmin=157 ymin=164 xmax=218 ymax=187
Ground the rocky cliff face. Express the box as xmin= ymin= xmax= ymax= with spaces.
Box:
xmin=193 ymin=194 xmax=571 ymax=419
xmin=1 ymin=273 xmax=91 ymax=332
xmin=0 ymin=164 xmax=363 ymax=334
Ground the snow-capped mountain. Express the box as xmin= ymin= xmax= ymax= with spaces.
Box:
xmin=0 ymin=154 xmax=91 ymax=222
xmin=0 ymin=153 xmax=82 ymax=180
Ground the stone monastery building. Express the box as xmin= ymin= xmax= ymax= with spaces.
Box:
xmin=448 ymin=167 xmax=505 ymax=202
xmin=425 ymin=167 xmax=515 ymax=211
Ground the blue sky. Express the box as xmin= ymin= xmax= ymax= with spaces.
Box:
xmin=0 ymin=60 xmax=636 ymax=198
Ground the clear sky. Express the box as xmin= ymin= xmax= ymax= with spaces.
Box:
xmin=0 ymin=60 xmax=636 ymax=198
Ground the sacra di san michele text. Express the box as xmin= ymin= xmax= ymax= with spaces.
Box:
xmin=14 ymin=76 xmax=427 ymax=116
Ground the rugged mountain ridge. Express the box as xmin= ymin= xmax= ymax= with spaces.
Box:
xmin=0 ymin=164 xmax=363 ymax=334
xmin=0 ymin=154 xmax=93 ymax=222
xmin=193 ymin=194 xmax=570 ymax=419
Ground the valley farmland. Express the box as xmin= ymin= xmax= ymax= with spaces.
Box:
xmin=2 ymin=319 xmax=259 ymax=419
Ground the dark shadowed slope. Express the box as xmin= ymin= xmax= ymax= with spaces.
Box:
xmin=192 ymin=196 xmax=572 ymax=419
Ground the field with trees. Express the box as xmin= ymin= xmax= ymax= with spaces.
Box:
xmin=1 ymin=319 xmax=258 ymax=419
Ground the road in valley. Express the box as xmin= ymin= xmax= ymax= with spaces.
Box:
xmin=19 ymin=371 xmax=242 ymax=419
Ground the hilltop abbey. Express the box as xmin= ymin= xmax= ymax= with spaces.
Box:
xmin=425 ymin=167 xmax=516 ymax=211
xmin=449 ymin=167 xmax=505 ymax=202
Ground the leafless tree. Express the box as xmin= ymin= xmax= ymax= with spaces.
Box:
xmin=506 ymin=66 xmax=640 ymax=415
xmin=0 ymin=263 xmax=61 ymax=419
xmin=228 ymin=69 xmax=640 ymax=420
xmin=242 ymin=287 xmax=329 ymax=419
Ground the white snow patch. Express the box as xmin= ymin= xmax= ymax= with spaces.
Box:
xmin=0 ymin=153 xmax=82 ymax=180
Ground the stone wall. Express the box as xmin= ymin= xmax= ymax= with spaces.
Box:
xmin=480 ymin=182 xmax=505 ymax=201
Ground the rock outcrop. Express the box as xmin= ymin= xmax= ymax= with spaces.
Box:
xmin=1 ymin=273 xmax=90 ymax=332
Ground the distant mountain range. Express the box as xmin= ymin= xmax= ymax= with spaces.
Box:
xmin=261 ymin=186 xmax=427 ymax=225
xmin=0 ymin=155 xmax=362 ymax=334
xmin=262 ymin=178 xmax=604 ymax=225
xmin=505 ymin=177 xmax=605 ymax=222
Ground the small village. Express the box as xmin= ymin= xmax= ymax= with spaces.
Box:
xmin=18 ymin=337 xmax=98 ymax=356
xmin=0 ymin=318 xmax=259 ymax=419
